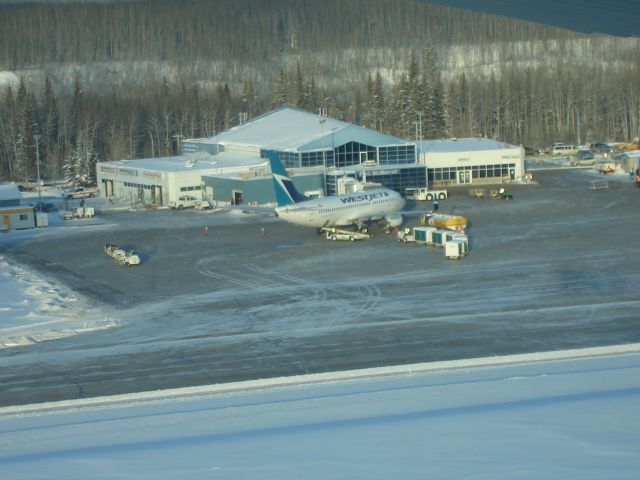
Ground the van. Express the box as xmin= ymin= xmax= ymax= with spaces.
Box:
xmin=590 ymin=143 xmax=613 ymax=155
xmin=550 ymin=143 xmax=578 ymax=156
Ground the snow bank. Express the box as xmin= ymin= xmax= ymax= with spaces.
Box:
xmin=0 ymin=255 xmax=117 ymax=349
xmin=0 ymin=71 xmax=19 ymax=92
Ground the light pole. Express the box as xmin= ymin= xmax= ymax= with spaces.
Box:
xmin=149 ymin=131 xmax=155 ymax=158
xmin=319 ymin=118 xmax=327 ymax=195
xmin=34 ymin=134 xmax=41 ymax=212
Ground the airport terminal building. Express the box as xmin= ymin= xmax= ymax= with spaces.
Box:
xmin=96 ymin=107 xmax=524 ymax=205
xmin=418 ymin=138 xmax=524 ymax=187
xmin=186 ymin=107 xmax=425 ymax=202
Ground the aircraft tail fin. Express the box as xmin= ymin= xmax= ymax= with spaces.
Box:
xmin=268 ymin=151 xmax=310 ymax=206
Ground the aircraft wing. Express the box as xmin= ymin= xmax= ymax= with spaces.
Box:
xmin=218 ymin=204 xmax=277 ymax=216
xmin=345 ymin=211 xmax=404 ymax=228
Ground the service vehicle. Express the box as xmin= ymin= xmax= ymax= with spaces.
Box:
xmin=493 ymin=187 xmax=513 ymax=200
xmin=104 ymin=243 xmax=141 ymax=266
xmin=469 ymin=188 xmax=512 ymax=200
xmin=445 ymin=239 xmax=469 ymax=260
xmin=404 ymin=187 xmax=448 ymax=201
xmin=397 ymin=226 xmax=434 ymax=244
xmin=63 ymin=186 xmax=99 ymax=200
xmin=168 ymin=195 xmax=212 ymax=210
xmin=61 ymin=206 xmax=95 ymax=220
xmin=322 ymin=227 xmax=371 ymax=242
xmin=595 ymin=161 xmax=617 ymax=174
xmin=427 ymin=229 xmax=461 ymax=247
xmin=419 ymin=213 xmax=467 ymax=232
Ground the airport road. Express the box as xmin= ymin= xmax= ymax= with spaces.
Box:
xmin=1 ymin=168 xmax=639 ymax=406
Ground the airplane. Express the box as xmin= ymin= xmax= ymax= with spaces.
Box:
xmin=268 ymin=151 xmax=406 ymax=231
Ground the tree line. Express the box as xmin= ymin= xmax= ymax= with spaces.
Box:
xmin=0 ymin=0 xmax=638 ymax=184
xmin=0 ymin=0 xmax=578 ymax=69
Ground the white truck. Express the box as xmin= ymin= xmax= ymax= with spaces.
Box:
xmin=323 ymin=227 xmax=371 ymax=242
xmin=168 ymin=195 xmax=212 ymax=210
xmin=405 ymin=187 xmax=448 ymax=201
xmin=63 ymin=186 xmax=99 ymax=200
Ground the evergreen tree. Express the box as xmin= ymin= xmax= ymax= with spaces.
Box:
xmin=63 ymin=131 xmax=98 ymax=187
xmin=241 ymin=78 xmax=257 ymax=119
xmin=18 ymin=93 xmax=37 ymax=182
xmin=292 ymin=62 xmax=307 ymax=109
xmin=69 ymin=76 xmax=84 ymax=147
xmin=271 ymin=69 xmax=289 ymax=109
xmin=421 ymin=47 xmax=447 ymax=139
xmin=40 ymin=75 xmax=59 ymax=178
xmin=0 ymin=86 xmax=17 ymax=179
xmin=305 ymin=77 xmax=319 ymax=114
xmin=214 ymin=83 xmax=233 ymax=132
xmin=372 ymin=72 xmax=385 ymax=132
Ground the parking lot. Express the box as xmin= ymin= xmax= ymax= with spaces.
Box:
xmin=1 ymin=168 xmax=639 ymax=406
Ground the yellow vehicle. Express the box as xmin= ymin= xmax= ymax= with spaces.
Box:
xmin=419 ymin=213 xmax=467 ymax=232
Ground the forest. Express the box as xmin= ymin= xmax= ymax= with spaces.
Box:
xmin=0 ymin=0 xmax=638 ymax=184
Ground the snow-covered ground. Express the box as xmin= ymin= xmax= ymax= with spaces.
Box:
xmin=0 ymin=166 xmax=639 ymax=477
xmin=0 ymin=187 xmax=120 ymax=348
xmin=0 ymin=254 xmax=117 ymax=348
xmin=0 ymin=345 xmax=639 ymax=479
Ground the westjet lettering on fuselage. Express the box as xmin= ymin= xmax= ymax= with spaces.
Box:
xmin=340 ymin=192 xmax=390 ymax=204
xmin=267 ymin=151 xmax=405 ymax=229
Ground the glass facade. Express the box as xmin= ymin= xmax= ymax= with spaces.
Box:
xmin=378 ymin=145 xmax=416 ymax=165
xmin=334 ymin=141 xmax=375 ymax=167
xmin=262 ymin=142 xmax=416 ymax=170
xmin=301 ymin=150 xmax=334 ymax=168
xmin=428 ymin=163 xmax=516 ymax=184
xmin=325 ymin=165 xmax=427 ymax=196
xmin=124 ymin=181 xmax=155 ymax=190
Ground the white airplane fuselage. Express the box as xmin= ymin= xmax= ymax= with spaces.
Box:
xmin=275 ymin=189 xmax=406 ymax=228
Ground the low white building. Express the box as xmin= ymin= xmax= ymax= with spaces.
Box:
xmin=417 ymin=138 xmax=525 ymax=186
xmin=616 ymin=150 xmax=640 ymax=172
xmin=0 ymin=184 xmax=34 ymax=231
xmin=96 ymin=153 xmax=268 ymax=206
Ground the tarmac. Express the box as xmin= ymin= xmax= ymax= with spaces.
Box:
xmin=1 ymin=167 xmax=639 ymax=406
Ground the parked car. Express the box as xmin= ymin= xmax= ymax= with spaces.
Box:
xmin=524 ymin=145 xmax=541 ymax=156
xmin=572 ymin=150 xmax=596 ymax=166
xmin=33 ymin=202 xmax=58 ymax=212
xmin=590 ymin=143 xmax=613 ymax=155
xmin=549 ymin=143 xmax=579 ymax=156
xmin=576 ymin=150 xmax=595 ymax=161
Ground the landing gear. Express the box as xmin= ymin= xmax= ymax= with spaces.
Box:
xmin=355 ymin=221 xmax=368 ymax=233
